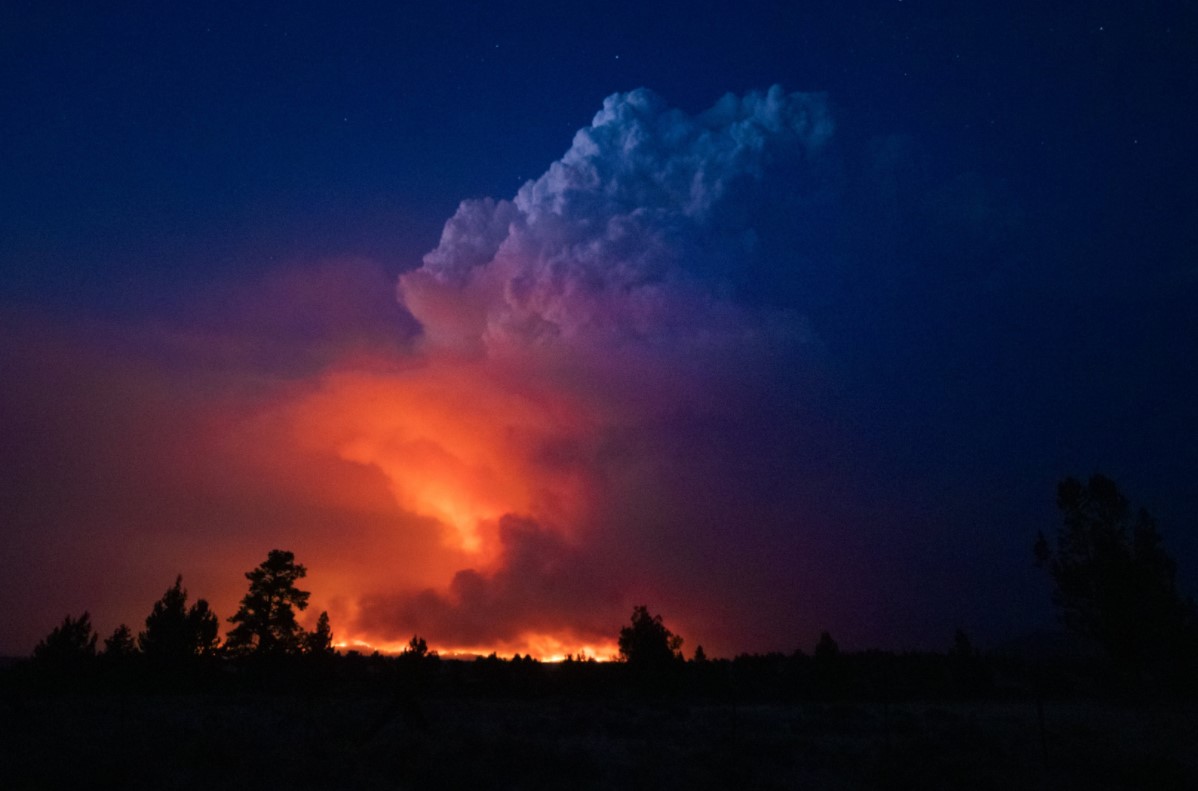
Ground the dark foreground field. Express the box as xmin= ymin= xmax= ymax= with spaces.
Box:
xmin=3 ymin=692 xmax=1196 ymax=790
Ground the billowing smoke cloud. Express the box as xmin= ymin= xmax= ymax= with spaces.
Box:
xmin=338 ymin=86 xmax=850 ymax=654
xmin=2 ymin=87 xmax=880 ymax=658
xmin=10 ymin=82 xmax=1186 ymax=660
xmin=403 ymin=85 xmax=831 ymax=360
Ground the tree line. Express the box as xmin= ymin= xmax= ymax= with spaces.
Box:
xmin=19 ymin=475 xmax=1198 ymax=698
xmin=33 ymin=549 xmax=333 ymax=667
xmin=1035 ymin=474 xmax=1198 ymax=693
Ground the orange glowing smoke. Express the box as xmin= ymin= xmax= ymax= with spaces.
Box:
xmin=210 ymin=345 xmax=620 ymax=659
xmin=281 ymin=357 xmax=598 ymax=558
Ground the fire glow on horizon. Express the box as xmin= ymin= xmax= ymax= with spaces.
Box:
xmin=331 ymin=634 xmax=618 ymax=663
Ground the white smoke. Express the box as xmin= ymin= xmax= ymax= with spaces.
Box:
xmin=400 ymin=85 xmax=832 ymax=356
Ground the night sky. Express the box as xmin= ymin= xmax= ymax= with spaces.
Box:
xmin=3 ymin=1 xmax=1196 ymax=659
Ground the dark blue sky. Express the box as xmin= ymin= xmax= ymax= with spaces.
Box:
xmin=8 ymin=2 xmax=1190 ymax=305
xmin=2 ymin=1 xmax=1196 ymax=654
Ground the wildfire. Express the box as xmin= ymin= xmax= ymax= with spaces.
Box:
xmin=331 ymin=631 xmax=617 ymax=662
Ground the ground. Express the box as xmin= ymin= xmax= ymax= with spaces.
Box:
xmin=3 ymin=693 xmax=1196 ymax=789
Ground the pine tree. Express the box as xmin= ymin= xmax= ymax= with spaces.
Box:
xmin=1035 ymin=474 xmax=1198 ymax=672
xmin=139 ymin=575 xmax=221 ymax=660
xmin=305 ymin=611 xmax=334 ymax=655
xmin=226 ymin=550 xmax=310 ymax=655
xmin=103 ymin=624 xmax=138 ymax=658
xmin=618 ymin=606 xmax=683 ymax=669
xmin=33 ymin=612 xmax=98 ymax=664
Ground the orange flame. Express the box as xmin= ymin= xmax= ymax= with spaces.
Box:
xmin=331 ymin=631 xmax=618 ymax=662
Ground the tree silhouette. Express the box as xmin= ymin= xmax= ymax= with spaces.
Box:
xmin=188 ymin=598 xmax=221 ymax=656
xmin=225 ymin=549 xmax=310 ymax=655
xmin=814 ymin=630 xmax=839 ymax=660
xmin=305 ymin=610 xmax=335 ymax=655
xmin=618 ymin=605 xmax=683 ymax=671
xmin=103 ymin=623 xmax=137 ymax=658
xmin=33 ymin=612 xmax=98 ymax=663
xmin=397 ymin=634 xmax=439 ymax=669
xmin=812 ymin=630 xmax=846 ymax=698
xmin=139 ymin=575 xmax=221 ymax=660
xmin=1035 ymin=474 xmax=1198 ymax=674
xmin=403 ymin=634 xmax=430 ymax=658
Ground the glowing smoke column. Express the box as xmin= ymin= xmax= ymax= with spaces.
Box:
xmin=352 ymin=86 xmax=835 ymax=652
